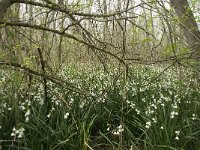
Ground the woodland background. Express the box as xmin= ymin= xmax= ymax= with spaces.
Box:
xmin=0 ymin=0 xmax=200 ymax=150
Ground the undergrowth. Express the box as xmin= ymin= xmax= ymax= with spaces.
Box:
xmin=0 ymin=64 xmax=200 ymax=150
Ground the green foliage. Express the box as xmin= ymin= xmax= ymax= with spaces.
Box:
xmin=0 ymin=64 xmax=200 ymax=150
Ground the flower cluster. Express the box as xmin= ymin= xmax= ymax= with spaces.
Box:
xmin=170 ymin=111 xmax=178 ymax=119
xmin=11 ymin=127 xmax=25 ymax=139
xmin=175 ymin=130 xmax=180 ymax=140
xmin=145 ymin=121 xmax=151 ymax=129
xmin=191 ymin=114 xmax=197 ymax=120
xmin=112 ymin=125 xmax=124 ymax=135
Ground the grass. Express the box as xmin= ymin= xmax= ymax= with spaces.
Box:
xmin=0 ymin=64 xmax=200 ymax=150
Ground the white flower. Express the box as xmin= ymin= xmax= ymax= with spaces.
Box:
xmin=191 ymin=114 xmax=197 ymax=120
xmin=175 ymin=130 xmax=180 ymax=135
xmin=161 ymin=103 xmax=165 ymax=107
xmin=91 ymin=92 xmax=96 ymax=96
xmin=150 ymin=110 xmax=154 ymax=114
xmin=18 ymin=134 xmax=23 ymax=138
xmin=130 ymin=103 xmax=135 ymax=108
xmin=15 ymin=130 xmax=19 ymax=134
xmin=79 ymin=101 xmax=85 ymax=108
xmin=146 ymin=122 xmax=151 ymax=125
xmin=135 ymin=109 xmax=140 ymax=114
xmin=47 ymin=113 xmax=51 ymax=118
xmin=145 ymin=121 xmax=151 ymax=129
xmin=55 ymin=100 xmax=60 ymax=106
xmin=11 ymin=132 xmax=15 ymax=136
xmin=12 ymin=127 xmax=16 ymax=132
xmin=172 ymin=104 xmax=178 ymax=109
xmin=69 ymin=98 xmax=74 ymax=105
xmin=160 ymin=126 xmax=164 ymax=130
xmin=25 ymin=117 xmax=29 ymax=122
xmin=25 ymin=109 xmax=30 ymax=117
xmin=118 ymin=125 xmax=122 ymax=129
xmin=117 ymin=125 xmax=124 ymax=132
xmin=64 ymin=112 xmax=69 ymax=119
xmin=20 ymin=106 xmax=26 ymax=110
xmin=175 ymin=136 xmax=179 ymax=140
xmin=170 ymin=111 xmax=178 ymax=119
xmin=11 ymin=127 xmax=25 ymax=138
xmin=112 ymin=124 xmax=124 ymax=135
xmin=112 ymin=131 xmax=119 ymax=135
xmin=152 ymin=118 xmax=157 ymax=123
xmin=18 ymin=127 xmax=25 ymax=137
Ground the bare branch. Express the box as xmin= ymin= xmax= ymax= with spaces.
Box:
xmin=12 ymin=0 xmax=136 ymax=18
xmin=0 ymin=21 xmax=125 ymax=64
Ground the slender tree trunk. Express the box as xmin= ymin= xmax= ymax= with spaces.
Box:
xmin=142 ymin=0 xmax=154 ymax=60
xmin=58 ymin=0 xmax=65 ymax=66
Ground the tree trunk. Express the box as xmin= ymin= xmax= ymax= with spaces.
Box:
xmin=169 ymin=0 xmax=200 ymax=61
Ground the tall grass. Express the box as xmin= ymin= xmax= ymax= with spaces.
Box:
xmin=0 ymin=64 xmax=200 ymax=150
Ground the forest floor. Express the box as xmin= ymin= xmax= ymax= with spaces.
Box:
xmin=0 ymin=64 xmax=200 ymax=150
